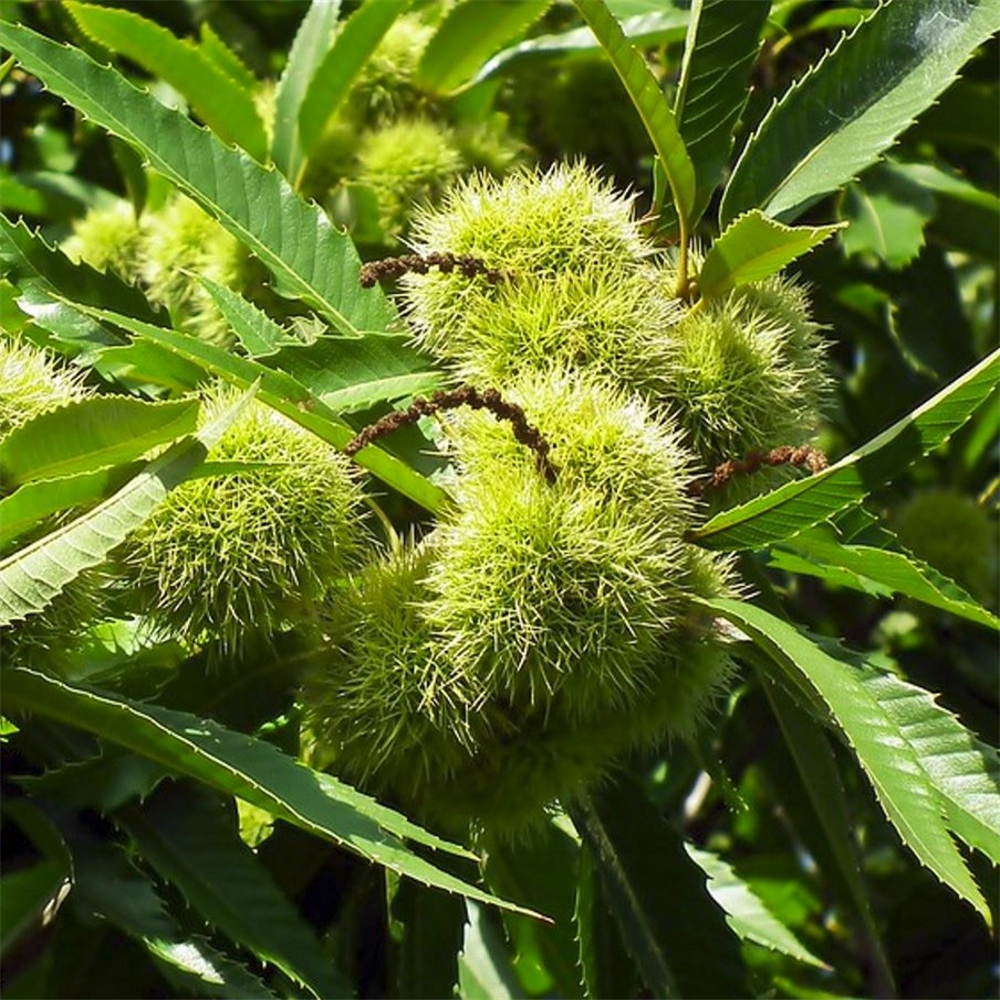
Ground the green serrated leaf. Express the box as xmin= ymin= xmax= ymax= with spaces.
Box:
xmin=1 ymin=397 xmax=199 ymax=487
xmin=573 ymin=0 xmax=695 ymax=227
xmin=0 ymin=463 xmax=142 ymax=552
xmin=571 ymin=779 xmax=749 ymax=999
xmin=64 ymin=2 xmax=267 ymax=162
xmin=297 ymin=0 xmax=411 ymax=180
xmin=721 ymin=0 xmax=1000 ymax=224
xmin=0 ymin=389 xmax=251 ymax=628
xmin=18 ymin=750 xmax=166 ymax=813
xmin=416 ymin=0 xmax=550 ymax=94
xmin=838 ymin=162 xmax=935 ymax=269
xmin=263 ymin=335 xmax=442 ymax=413
xmin=575 ymin=845 xmax=638 ymax=1000
xmin=0 ymin=214 xmax=161 ymax=326
xmin=0 ymin=22 xmax=398 ymax=338
xmin=770 ymin=525 xmax=1000 ymax=630
xmin=702 ymin=597 xmax=991 ymax=925
xmin=758 ymin=679 xmax=894 ymax=992
xmin=0 ymin=862 xmax=69 ymax=960
xmin=485 ymin=824 xmax=585 ymax=999
xmin=199 ymin=21 xmax=257 ymax=93
xmin=118 ymin=784 xmax=350 ymax=999
xmin=856 ymin=666 xmax=1000 ymax=864
xmin=690 ymin=348 xmax=1000 ymax=550
xmin=674 ymin=0 xmax=769 ymax=226
xmin=684 ymin=845 xmax=828 ymax=968
xmin=62 ymin=303 xmax=449 ymax=514
xmin=893 ymin=159 xmax=1000 ymax=260
xmin=271 ymin=0 xmax=342 ymax=181
xmin=148 ymin=937 xmax=279 ymax=1000
xmin=698 ymin=210 xmax=842 ymax=298
xmin=2 ymin=667 xmax=540 ymax=919
xmin=197 ymin=276 xmax=297 ymax=358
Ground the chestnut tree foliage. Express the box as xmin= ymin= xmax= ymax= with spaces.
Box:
xmin=0 ymin=2 xmax=997 ymax=998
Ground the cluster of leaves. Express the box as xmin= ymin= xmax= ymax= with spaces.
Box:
xmin=0 ymin=2 xmax=997 ymax=999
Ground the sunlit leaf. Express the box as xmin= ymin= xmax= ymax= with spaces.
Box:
xmin=702 ymin=597 xmax=991 ymax=925
xmin=698 ymin=210 xmax=842 ymax=298
xmin=721 ymin=0 xmax=1000 ymax=224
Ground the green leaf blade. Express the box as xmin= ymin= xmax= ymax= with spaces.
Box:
xmin=571 ymin=780 xmax=750 ymax=999
xmin=684 ymin=845 xmax=828 ymax=968
xmin=674 ymin=0 xmax=770 ymax=225
xmin=63 ymin=303 xmax=450 ymax=514
xmin=0 ymin=22 xmax=398 ymax=338
xmin=703 ymin=598 xmax=991 ymax=924
xmin=770 ymin=528 xmax=1000 ymax=630
xmin=1 ymin=397 xmax=199 ymax=487
xmin=297 ymin=0 xmax=411 ymax=171
xmin=1 ymin=668 xmax=535 ymax=917
xmin=119 ymin=785 xmax=351 ymax=999
xmin=857 ymin=668 xmax=1000 ymax=864
xmin=416 ymin=0 xmax=550 ymax=94
xmin=698 ymin=210 xmax=842 ymax=298
xmin=64 ymin=1 xmax=268 ymax=162
xmin=721 ymin=0 xmax=1000 ymax=225
xmin=573 ymin=0 xmax=695 ymax=225
xmin=271 ymin=0 xmax=342 ymax=181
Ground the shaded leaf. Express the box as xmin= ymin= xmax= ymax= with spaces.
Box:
xmin=575 ymin=845 xmax=639 ymax=1000
xmin=64 ymin=2 xmax=267 ymax=162
xmin=757 ymin=678 xmax=894 ymax=992
xmin=702 ymin=597 xmax=990 ymax=924
xmin=18 ymin=750 xmax=166 ymax=813
xmin=896 ymin=159 xmax=1000 ymax=259
xmin=416 ymin=0 xmax=550 ymax=94
xmin=0 ymin=863 xmax=69 ymax=961
xmin=685 ymin=845 xmax=828 ymax=968
xmin=70 ymin=833 xmax=277 ymax=1000
xmin=570 ymin=779 xmax=749 ymax=999
xmin=674 ymin=0 xmax=770 ymax=225
xmin=485 ymin=823 xmax=585 ymax=999
xmin=698 ymin=210 xmax=842 ymax=298
xmin=838 ymin=162 xmax=935 ymax=269
xmin=721 ymin=0 xmax=1000 ymax=224
xmin=0 ymin=22 xmax=398 ymax=338
xmin=690 ymin=348 xmax=1000 ymax=550
xmin=1 ymin=397 xmax=199 ymax=487
xmin=118 ymin=783 xmax=351 ymax=999
xmin=459 ymin=901 xmax=526 ymax=1000
xmin=2 ymin=668 xmax=541 ymax=918
xmin=393 ymin=878 xmax=466 ymax=1000
xmin=147 ymin=937 xmax=279 ymax=1000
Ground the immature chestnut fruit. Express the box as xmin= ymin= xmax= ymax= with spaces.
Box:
xmin=124 ymin=386 xmax=366 ymax=653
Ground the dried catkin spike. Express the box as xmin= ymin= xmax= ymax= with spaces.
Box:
xmin=344 ymin=385 xmax=558 ymax=483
